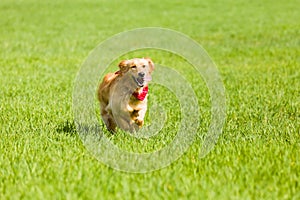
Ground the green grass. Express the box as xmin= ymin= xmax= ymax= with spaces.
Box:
xmin=0 ymin=0 xmax=299 ymax=199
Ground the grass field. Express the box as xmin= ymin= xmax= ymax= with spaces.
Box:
xmin=0 ymin=0 xmax=299 ymax=199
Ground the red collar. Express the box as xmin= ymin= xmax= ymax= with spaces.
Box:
xmin=132 ymin=86 xmax=148 ymax=101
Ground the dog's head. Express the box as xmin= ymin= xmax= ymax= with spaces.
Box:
xmin=118 ymin=58 xmax=154 ymax=87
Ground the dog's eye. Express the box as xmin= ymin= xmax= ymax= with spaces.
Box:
xmin=131 ymin=65 xmax=137 ymax=69
xmin=142 ymin=65 xmax=146 ymax=68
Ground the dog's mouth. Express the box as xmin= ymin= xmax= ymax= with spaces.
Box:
xmin=133 ymin=76 xmax=144 ymax=87
xmin=132 ymin=74 xmax=152 ymax=88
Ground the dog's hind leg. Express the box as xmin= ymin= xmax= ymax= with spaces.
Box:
xmin=101 ymin=108 xmax=117 ymax=133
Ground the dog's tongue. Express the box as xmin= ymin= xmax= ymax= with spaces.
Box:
xmin=144 ymin=75 xmax=152 ymax=82
xmin=133 ymin=86 xmax=148 ymax=101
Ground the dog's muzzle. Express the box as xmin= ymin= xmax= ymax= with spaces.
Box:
xmin=133 ymin=72 xmax=148 ymax=87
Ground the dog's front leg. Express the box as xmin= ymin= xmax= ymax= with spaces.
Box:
xmin=116 ymin=115 xmax=138 ymax=133
xmin=126 ymin=104 xmax=134 ymax=112
xmin=135 ymin=108 xmax=147 ymax=128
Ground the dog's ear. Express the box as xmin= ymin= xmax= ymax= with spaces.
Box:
xmin=145 ymin=57 xmax=155 ymax=73
xmin=118 ymin=60 xmax=130 ymax=73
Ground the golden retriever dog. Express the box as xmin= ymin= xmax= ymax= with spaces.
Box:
xmin=98 ymin=58 xmax=154 ymax=133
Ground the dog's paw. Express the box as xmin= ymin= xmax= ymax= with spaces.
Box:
xmin=131 ymin=109 xmax=140 ymax=118
xmin=135 ymin=119 xmax=144 ymax=127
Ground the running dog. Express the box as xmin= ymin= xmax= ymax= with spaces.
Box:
xmin=98 ymin=58 xmax=154 ymax=133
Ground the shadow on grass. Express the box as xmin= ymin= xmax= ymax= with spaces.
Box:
xmin=56 ymin=120 xmax=77 ymax=136
xmin=56 ymin=120 xmax=110 ymax=139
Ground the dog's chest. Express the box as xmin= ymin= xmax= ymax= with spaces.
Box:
xmin=129 ymin=95 xmax=147 ymax=110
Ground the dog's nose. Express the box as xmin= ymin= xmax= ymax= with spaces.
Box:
xmin=138 ymin=72 xmax=145 ymax=77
